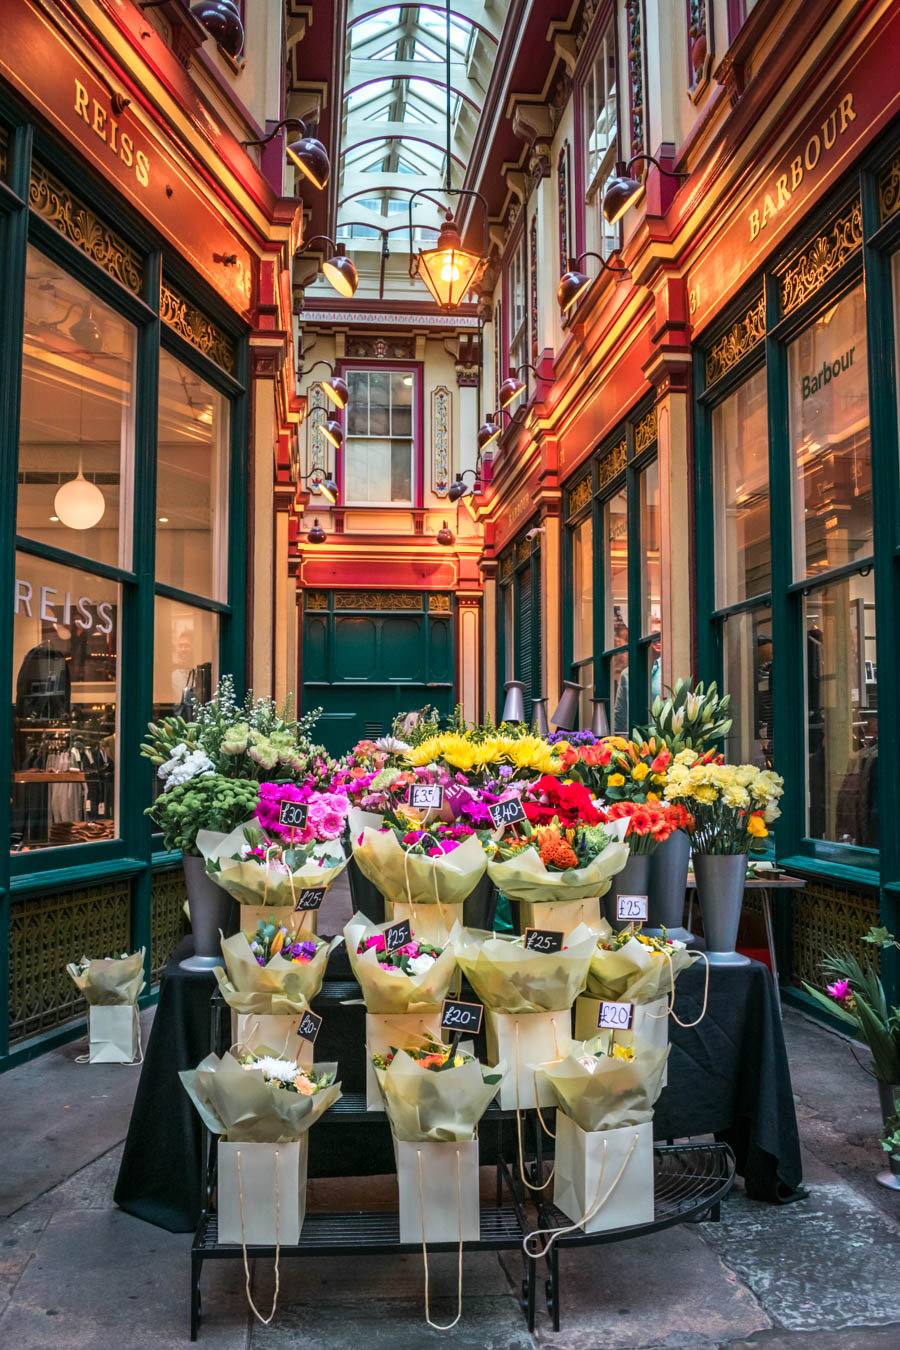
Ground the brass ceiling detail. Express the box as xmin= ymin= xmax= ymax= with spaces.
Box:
xmin=634 ymin=408 xmax=658 ymax=455
xmin=597 ymin=440 xmax=627 ymax=489
xmin=779 ymin=197 xmax=862 ymax=316
xmin=160 ymin=279 xmax=236 ymax=373
xmin=705 ymin=293 xmax=766 ymax=386
xmin=29 ymin=159 xmax=143 ymax=294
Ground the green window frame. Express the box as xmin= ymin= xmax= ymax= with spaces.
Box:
xmin=496 ymin=531 xmax=542 ymax=716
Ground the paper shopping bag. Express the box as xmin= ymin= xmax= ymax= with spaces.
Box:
xmin=365 ymin=1012 xmax=443 ymax=1111
xmin=518 ymin=897 xmax=609 ymax=939
xmin=395 ymin=1138 xmax=480 ymax=1243
xmin=89 ymin=1005 xmax=140 ymax=1063
xmin=484 ymin=1010 xmax=571 ymax=1110
xmin=239 ymin=904 xmax=318 ymax=937
xmin=217 ymin=1137 xmax=308 ymax=1245
xmin=232 ymin=1013 xmax=315 ymax=1068
xmin=573 ymin=995 xmax=669 ymax=1085
xmin=382 ymin=898 xmax=465 ymax=946
xmin=553 ymin=1115 xmax=654 ymax=1234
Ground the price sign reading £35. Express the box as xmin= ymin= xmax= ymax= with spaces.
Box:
xmin=598 ymin=1001 xmax=635 ymax=1031
xmin=616 ymin=893 xmax=649 ymax=923
xmin=440 ymin=998 xmax=484 ymax=1035
xmin=296 ymin=1009 xmax=323 ymax=1043
xmin=279 ymin=800 xmax=309 ymax=831
xmin=409 ymin=783 xmax=444 ymax=811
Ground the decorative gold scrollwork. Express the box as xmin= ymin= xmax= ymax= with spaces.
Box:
xmin=160 ymin=279 xmax=236 ymax=373
xmin=597 ymin=440 xmax=627 ymax=489
xmin=634 ymin=408 xmax=658 ymax=455
xmin=428 ymin=593 xmax=451 ymax=612
xmin=29 ymin=159 xmax=143 ymax=294
xmin=880 ymin=152 xmax=900 ymax=223
xmin=333 ymin=591 xmax=422 ymax=611
xmin=568 ymin=474 xmax=592 ymax=516
xmin=499 ymin=553 xmax=514 ymax=583
xmin=779 ymin=198 xmax=862 ymax=316
xmin=705 ymin=294 xmax=766 ymax=385
xmin=304 ymin=591 xmax=329 ymax=610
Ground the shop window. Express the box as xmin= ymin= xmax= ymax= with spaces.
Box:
xmin=788 ymin=284 xmax=871 ymax=580
xmin=344 ymin=368 xmax=415 ymax=505
xmin=571 ymin=513 xmax=594 ymax=727
xmin=507 ymin=229 xmax=528 ymax=383
xmin=582 ymin=20 xmax=619 ymax=260
xmin=638 ymin=459 xmax=662 ymax=710
xmin=17 ymin=246 xmax=135 ymax=570
xmin=152 ymin=595 xmax=218 ymax=725
xmin=602 ymin=488 xmax=630 ymax=730
xmin=722 ymin=606 xmax=773 ymax=769
xmin=11 ymin=552 xmax=119 ymax=850
xmin=156 ymin=350 xmax=229 ymax=602
xmin=803 ymin=574 xmax=877 ymax=851
xmin=712 ymin=365 xmax=770 ymax=605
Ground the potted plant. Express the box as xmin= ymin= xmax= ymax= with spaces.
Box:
xmin=804 ymin=927 xmax=900 ymax=1190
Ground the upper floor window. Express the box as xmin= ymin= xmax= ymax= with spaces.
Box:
xmin=344 ymin=368 xmax=415 ymax=505
xmin=507 ymin=229 xmax=528 ymax=380
xmin=583 ymin=21 xmax=619 ymax=259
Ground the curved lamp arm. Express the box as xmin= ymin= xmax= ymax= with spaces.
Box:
xmin=242 ymin=117 xmax=308 ymax=150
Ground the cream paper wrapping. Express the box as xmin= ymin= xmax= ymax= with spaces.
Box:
xmin=454 ymin=923 xmax=597 ymax=1014
xmin=179 ymin=1050 xmax=341 ymax=1142
xmin=518 ymin=899 xmax=611 ymax=939
xmin=536 ymin=1036 xmax=668 ymax=1133
xmin=197 ymin=822 xmax=348 ymax=910
xmin=381 ymin=899 xmax=465 ymax=946
xmin=65 ymin=949 xmax=145 ymax=1006
xmin=573 ymin=995 xmax=670 ymax=1087
xmin=213 ymin=931 xmax=342 ymax=1016
xmin=345 ymin=912 xmax=459 ymax=1015
xmin=375 ymin=1046 xmax=505 ymax=1142
xmin=348 ymin=808 xmax=487 ymax=907
xmin=585 ymin=935 xmax=694 ymax=1003
xmin=486 ymin=826 xmax=629 ymax=905
xmin=485 ymin=1010 xmax=571 ymax=1110
xmin=233 ymin=1017 xmax=315 ymax=1068
xmin=365 ymin=1012 xmax=444 ymax=1110
xmin=553 ymin=1115 xmax=655 ymax=1234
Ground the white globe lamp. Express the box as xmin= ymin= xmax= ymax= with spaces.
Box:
xmin=54 ymin=469 xmax=106 ymax=530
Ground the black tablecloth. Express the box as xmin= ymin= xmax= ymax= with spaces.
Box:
xmin=114 ymin=940 xmax=803 ymax=1232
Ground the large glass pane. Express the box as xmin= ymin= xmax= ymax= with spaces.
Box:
xmin=503 ymin=583 xmax=514 ymax=681
xmin=610 ymin=649 xmax=629 ymax=733
xmin=803 ymin=572 xmax=877 ymax=848
xmin=153 ymin=596 xmax=218 ymax=723
xmin=788 ymin=284 xmax=871 ymax=580
xmin=11 ymin=552 xmax=119 ymax=849
xmin=722 ymin=606 xmax=773 ymax=769
xmin=712 ymin=366 xmax=771 ymax=605
xmin=576 ymin=660 xmax=593 ymax=730
xmin=157 ymin=350 xmax=229 ymax=601
xmin=572 ymin=515 xmax=594 ymax=662
xmin=639 ymin=459 xmax=661 ymax=634
xmin=17 ymin=246 xmax=135 ymax=569
xmin=344 ymin=367 xmax=414 ymax=504
xmin=603 ymin=490 xmax=628 ymax=648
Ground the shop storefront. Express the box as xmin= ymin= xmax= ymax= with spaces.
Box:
xmin=0 ymin=3 xmax=300 ymax=1065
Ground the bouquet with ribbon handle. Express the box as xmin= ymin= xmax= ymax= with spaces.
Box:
xmin=454 ymin=924 xmax=597 ymax=1014
xmin=348 ymin=807 xmax=487 ymax=908
xmin=537 ymin=1036 xmax=669 ymax=1132
xmin=197 ymin=822 xmax=348 ymax=910
xmin=180 ymin=1049 xmax=341 ymax=1142
xmin=214 ymin=926 xmax=342 ymax=1015
xmin=65 ymin=949 xmax=145 ymax=1006
xmin=486 ymin=819 xmax=629 ymax=905
xmin=345 ymin=912 xmax=459 ymax=1015
xmin=586 ymin=932 xmax=696 ymax=1004
xmin=374 ymin=1038 xmax=505 ymax=1142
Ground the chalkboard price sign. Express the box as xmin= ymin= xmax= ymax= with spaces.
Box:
xmin=440 ymin=998 xmax=484 ymax=1034
xmin=279 ymin=800 xmax=309 ymax=830
xmin=296 ymin=1009 xmax=323 ymax=1043
xmin=523 ymin=928 xmax=564 ymax=954
xmin=597 ymin=1001 xmax=635 ymax=1030
xmin=294 ymin=888 xmax=326 ymax=911
xmin=488 ymin=797 xmax=526 ymax=829
xmin=616 ymin=893 xmax=649 ymax=922
xmin=383 ymin=919 xmax=413 ymax=953
xmin=409 ymin=784 xmax=444 ymax=811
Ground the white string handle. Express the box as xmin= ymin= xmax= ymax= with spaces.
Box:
xmin=523 ymin=1131 xmax=640 ymax=1259
xmin=417 ymin=1146 xmax=464 ymax=1331
xmin=514 ymin=1022 xmax=555 ymax=1191
xmin=402 ymin=837 xmax=451 ymax=938
xmin=237 ymin=1148 xmax=281 ymax=1325
xmin=667 ymin=949 xmax=710 ymax=1028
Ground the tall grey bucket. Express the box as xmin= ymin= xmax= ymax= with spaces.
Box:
xmin=693 ymin=853 xmax=751 ymax=966
xmin=181 ymin=854 xmax=238 ymax=971
xmin=604 ymin=853 xmax=651 ymax=931
xmin=646 ymin=830 xmax=693 ymax=943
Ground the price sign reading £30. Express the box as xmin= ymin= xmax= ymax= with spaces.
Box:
xmin=279 ymin=800 xmax=309 ymax=831
xmin=440 ymin=998 xmax=484 ymax=1035
xmin=296 ymin=1009 xmax=323 ymax=1043
xmin=616 ymin=893 xmax=649 ymax=923
xmin=597 ymin=1001 xmax=635 ymax=1031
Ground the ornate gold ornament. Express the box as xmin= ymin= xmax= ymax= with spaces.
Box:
xmin=160 ymin=279 xmax=236 ymax=372
xmin=568 ymin=473 xmax=592 ymax=516
xmin=333 ymin=591 xmax=422 ymax=611
xmin=597 ymin=440 xmax=627 ymax=489
xmin=304 ymin=591 xmax=329 ymax=610
xmin=779 ymin=197 xmax=862 ymax=316
xmin=29 ymin=159 xmax=143 ymax=294
xmin=880 ymin=151 xmax=900 ymax=223
xmin=705 ymin=294 xmax=766 ymax=385
xmin=499 ymin=552 xmax=514 ymax=583
xmin=428 ymin=593 xmax=451 ymax=612
xmin=634 ymin=408 xmax=658 ymax=455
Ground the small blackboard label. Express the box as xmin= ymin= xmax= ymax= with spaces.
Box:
xmin=488 ymin=797 xmax=526 ymax=829
xmin=409 ymin=783 xmax=444 ymax=811
xmin=440 ymin=997 xmax=484 ymax=1034
xmin=616 ymin=893 xmax=649 ymax=922
xmin=598 ymin=1000 xmax=635 ymax=1030
xmin=383 ymin=919 xmax=412 ymax=954
xmin=296 ymin=1009 xmax=322 ymax=1043
xmin=279 ymin=800 xmax=309 ymax=830
xmin=523 ymin=928 xmax=564 ymax=954
xmin=294 ymin=887 xmax=326 ymax=912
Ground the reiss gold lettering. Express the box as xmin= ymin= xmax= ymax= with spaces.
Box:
xmin=748 ymin=93 xmax=856 ymax=242
xmin=73 ymin=79 xmax=151 ymax=189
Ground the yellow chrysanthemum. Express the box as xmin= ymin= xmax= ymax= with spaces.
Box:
xmin=607 ymin=773 xmax=626 ymax=787
xmin=631 ymin=763 xmax=650 ymax=781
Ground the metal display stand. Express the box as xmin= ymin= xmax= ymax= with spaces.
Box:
xmin=189 ymin=988 xmax=735 ymax=1339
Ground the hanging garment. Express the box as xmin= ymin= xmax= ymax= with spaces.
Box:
xmin=15 ymin=644 xmax=71 ymax=720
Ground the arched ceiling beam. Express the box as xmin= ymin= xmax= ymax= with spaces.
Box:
xmin=347 ymin=1 xmax=502 ymax=44
xmin=340 ymin=135 xmax=466 ymax=170
xmin=343 ymin=73 xmax=480 ymax=112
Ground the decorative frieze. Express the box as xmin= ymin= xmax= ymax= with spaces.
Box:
xmin=558 ymin=143 xmax=571 ymax=277
xmin=29 ymin=159 xmax=143 ymax=294
xmin=516 ymin=537 xmax=533 ymax=566
xmin=304 ymin=591 xmax=329 ymax=610
xmin=529 ymin=215 xmax=539 ymax=363
xmin=160 ymin=279 xmax=236 ymax=372
xmin=334 ymin=591 xmax=423 ymax=611
xmin=597 ymin=440 xmax=627 ymax=489
xmin=625 ymin=1 xmax=646 ymax=160
xmin=634 ymin=408 xmax=658 ymax=455
xmin=568 ymin=474 xmax=592 ymax=517
xmin=428 ymin=593 xmax=451 ymax=612
xmin=705 ymin=294 xmax=766 ymax=386
xmin=344 ymin=334 xmax=415 ymax=360
xmin=880 ymin=151 xmax=900 ymax=223
xmin=778 ymin=197 xmax=862 ymax=316
xmin=431 ymin=386 xmax=451 ymax=498
xmin=499 ymin=552 xmax=514 ymax=583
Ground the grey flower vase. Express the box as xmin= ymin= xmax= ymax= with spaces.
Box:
xmin=876 ymin=1081 xmax=900 ymax=1191
xmin=692 ymin=853 xmax=750 ymax=966
xmin=604 ymin=853 xmax=651 ymax=931
xmin=181 ymin=854 xmax=238 ymax=971
xmin=646 ymin=830 xmax=694 ymax=943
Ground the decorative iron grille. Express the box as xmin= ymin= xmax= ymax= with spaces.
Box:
xmin=151 ymin=866 xmax=190 ymax=982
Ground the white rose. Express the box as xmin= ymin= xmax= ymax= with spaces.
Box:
xmin=406 ymin=953 xmax=437 ymax=977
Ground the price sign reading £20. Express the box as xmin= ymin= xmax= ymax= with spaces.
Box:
xmin=616 ymin=893 xmax=649 ymax=923
xmin=296 ymin=1009 xmax=323 ymax=1043
xmin=597 ymin=1001 xmax=635 ymax=1031
xmin=440 ymin=998 xmax=484 ymax=1035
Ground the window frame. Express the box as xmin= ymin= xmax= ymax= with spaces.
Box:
xmin=572 ymin=0 xmax=620 ymax=263
xmin=336 ymin=359 xmax=422 ymax=508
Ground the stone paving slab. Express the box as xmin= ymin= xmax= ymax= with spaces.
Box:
xmin=250 ymin=1295 xmax=534 ymax=1350
xmin=728 ymin=1330 xmax=900 ymax=1350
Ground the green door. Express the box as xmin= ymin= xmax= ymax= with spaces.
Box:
xmin=302 ymin=591 xmax=455 ymax=755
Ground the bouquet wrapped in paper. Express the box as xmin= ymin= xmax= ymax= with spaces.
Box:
xmin=486 ymin=818 xmax=628 ymax=905
xmin=345 ymin=912 xmax=458 ymax=1015
xmin=538 ymin=1036 xmax=668 ymax=1132
xmin=373 ymin=1037 xmax=505 ymax=1142
xmin=65 ymin=949 xmax=145 ymax=1006
xmin=348 ymin=807 xmax=486 ymax=908
xmin=179 ymin=1049 xmax=341 ymax=1142
xmin=214 ymin=923 xmax=341 ymax=1015
xmin=454 ymin=924 xmax=597 ymax=1014
xmin=197 ymin=821 xmax=348 ymax=910
xmin=586 ymin=931 xmax=694 ymax=1004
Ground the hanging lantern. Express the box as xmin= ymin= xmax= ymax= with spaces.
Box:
xmin=307 ymin=518 xmax=327 ymax=544
xmin=413 ymin=212 xmax=485 ymax=311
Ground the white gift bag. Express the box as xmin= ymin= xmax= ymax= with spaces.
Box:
xmin=239 ymin=904 xmax=318 ymax=936
xmin=485 ymin=1010 xmax=571 ymax=1110
xmin=233 ymin=1013 xmax=314 ymax=1068
xmin=88 ymin=1005 xmax=140 ymax=1063
xmin=365 ymin=1012 xmax=443 ymax=1111
xmin=553 ymin=1115 xmax=654 ymax=1234
xmin=395 ymin=1138 xmax=480 ymax=1243
xmin=217 ymin=1137 xmax=308 ymax=1245
xmin=519 ymin=897 xmax=608 ymax=938
xmin=382 ymin=898 xmax=465 ymax=945
xmin=573 ymin=995 xmax=669 ymax=1085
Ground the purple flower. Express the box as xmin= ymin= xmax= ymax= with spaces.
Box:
xmin=826 ymin=978 xmax=851 ymax=1002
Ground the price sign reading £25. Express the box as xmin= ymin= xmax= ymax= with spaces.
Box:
xmin=294 ymin=888 xmax=326 ymax=912
xmin=440 ymin=998 xmax=484 ymax=1035
xmin=296 ymin=1009 xmax=323 ymax=1043
xmin=598 ymin=1001 xmax=635 ymax=1031
xmin=616 ymin=893 xmax=649 ymax=923
xmin=523 ymin=928 xmax=564 ymax=954
xmin=279 ymin=800 xmax=309 ymax=831
xmin=383 ymin=919 xmax=412 ymax=954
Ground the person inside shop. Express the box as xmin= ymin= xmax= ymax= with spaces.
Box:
xmin=614 ymin=615 xmax=662 ymax=733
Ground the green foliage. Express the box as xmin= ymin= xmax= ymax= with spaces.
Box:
xmin=640 ymin=677 xmax=732 ymax=753
xmin=803 ymin=935 xmax=900 ymax=1084
xmin=146 ymin=774 xmax=260 ymax=855
xmin=391 ymin=704 xmax=444 ymax=745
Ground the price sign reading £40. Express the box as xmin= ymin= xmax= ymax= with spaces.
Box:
xmin=616 ymin=893 xmax=649 ymax=923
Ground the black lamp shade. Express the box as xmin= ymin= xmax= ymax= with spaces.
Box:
xmin=322 ymin=418 xmax=343 ymax=449
xmin=69 ymin=309 xmax=104 ymax=352
xmin=603 ymin=168 xmax=642 ymax=224
xmin=436 ymin=520 xmax=454 ymax=546
xmin=287 ymin=134 xmax=330 ymax=190
xmin=190 ymin=2 xmax=244 ymax=59
xmin=448 ymin=478 xmax=467 ymax=503
xmin=499 ymin=375 xmax=526 ymax=407
xmin=321 ymin=249 xmax=357 ymax=298
xmin=307 ymin=518 xmax=327 ymax=544
xmin=477 ymin=418 xmax=499 ymax=450
xmin=321 ymin=375 xmax=349 ymax=408
xmin=557 ymin=269 xmax=591 ymax=314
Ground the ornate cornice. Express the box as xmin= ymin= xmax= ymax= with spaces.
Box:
xmin=705 ymin=293 xmax=766 ymax=386
xmin=778 ymin=197 xmax=862 ymax=317
xmin=160 ymin=279 xmax=236 ymax=372
xmin=29 ymin=159 xmax=143 ymax=294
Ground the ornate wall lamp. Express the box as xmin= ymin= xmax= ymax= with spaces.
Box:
xmin=557 ymin=251 xmax=629 ymax=316
xmin=242 ymin=118 xmax=330 ymax=191
xmin=297 ymin=359 xmax=349 ymax=409
xmin=602 ymin=153 xmax=689 ymax=224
